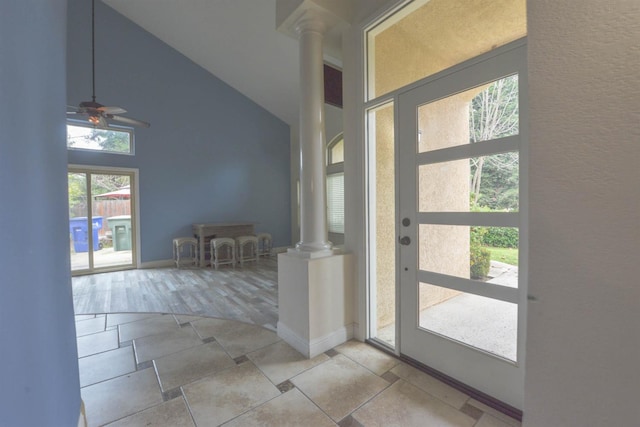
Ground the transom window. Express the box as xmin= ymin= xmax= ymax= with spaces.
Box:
xmin=67 ymin=122 xmax=134 ymax=155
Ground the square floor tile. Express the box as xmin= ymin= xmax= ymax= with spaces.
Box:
xmin=106 ymin=313 xmax=160 ymax=328
xmin=133 ymin=325 xmax=203 ymax=363
xmin=174 ymin=314 xmax=204 ymax=324
xmin=104 ymin=397 xmax=195 ymax=427
xmin=247 ymin=340 xmax=329 ymax=385
xmin=79 ymin=346 xmax=136 ymax=387
xmin=291 ymin=354 xmax=389 ymax=422
xmin=222 ymin=388 xmax=336 ymax=427
xmin=77 ymin=329 xmax=118 ymax=358
xmin=81 ymin=368 xmax=163 ymax=426
xmin=183 ymin=362 xmax=280 ymax=427
xmin=391 ymin=362 xmax=469 ymax=409
xmin=467 ymin=399 xmax=521 ymax=426
xmin=191 ymin=318 xmax=280 ymax=358
xmin=118 ymin=314 xmax=179 ymax=342
xmin=76 ymin=316 xmax=106 ymax=337
xmin=475 ymin=413 xmax=521 ymax=427
xmin=352 ymin=380 xmax=475 ymax=427
xmin=154 ymin=342 xmax=236 ymax=391
xmin=335 ymin=340 xmax=399 ymax=375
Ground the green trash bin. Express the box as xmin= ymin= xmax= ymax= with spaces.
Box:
xmin=107 ymin=215 xmax=132 ymax=251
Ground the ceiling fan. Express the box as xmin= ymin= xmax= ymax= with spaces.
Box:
xmin=67 ymin=0 xmax=150 ymax=128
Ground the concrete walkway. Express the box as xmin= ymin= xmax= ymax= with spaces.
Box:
xmin=378 ymin=261 xmax=519 ymax=361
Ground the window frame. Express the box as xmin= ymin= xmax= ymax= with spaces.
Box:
xmin=326 ymin=134 xmax=345 ymax=241
xmin=66 ymin=120 xmax=135 ymax=155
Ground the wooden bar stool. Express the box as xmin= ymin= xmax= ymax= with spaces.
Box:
xmin=210 ymin=237 xmax=236 ymax=269
xmin=256 ymin=232 xmax=272 ymax=258
xmin=173 ymin=237 xmax=198 ymax=268
xmin=235 ymin=235 xmax=258 ymax=266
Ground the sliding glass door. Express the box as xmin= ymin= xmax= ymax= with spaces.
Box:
xmin=68 ymin=168 xmax=137 ymax=274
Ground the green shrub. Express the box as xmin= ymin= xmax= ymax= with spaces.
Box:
xmin=470 ymin=226 xmax=491 ymax=279
xmin=483 ymin=227 xmax=519 ymax=248
xmin=470 ymin=244 xmax=491 ymax=279
xmin=470 ymin=226 xmax=487 ymax=246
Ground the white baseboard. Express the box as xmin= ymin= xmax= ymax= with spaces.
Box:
xmin=139 ymin=259 xmax=174 ymax=269
xmin=78 ymin=400 xmax=87 ymax=427
xmin=277 ymin=322 xmax=310 ymax=356
xmin=309 ymin=324 xmax=354 ymax=357
xmin=277 ymin=321 xmax=354 ymax=358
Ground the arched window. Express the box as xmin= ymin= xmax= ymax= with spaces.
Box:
xmin=327 ymin=134 xmax=344 ymax=243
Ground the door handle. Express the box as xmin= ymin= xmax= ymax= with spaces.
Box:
xmin=399 ymin=236 xmax=411 ymax=246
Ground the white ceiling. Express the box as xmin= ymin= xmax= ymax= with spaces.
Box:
xmin=104 ymin=0 xmax=342 ymax=126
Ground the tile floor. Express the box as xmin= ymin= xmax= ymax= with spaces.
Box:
xmin=76 ymin=313 xmax=521 ymax=427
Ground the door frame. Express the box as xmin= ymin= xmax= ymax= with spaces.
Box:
xmin=68 ymin=164 xmax=141 ymax=275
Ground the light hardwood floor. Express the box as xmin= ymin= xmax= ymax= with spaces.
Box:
xmin=72 ymin=257 xmax=278 ymax=331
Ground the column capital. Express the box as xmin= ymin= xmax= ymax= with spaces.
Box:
xmin=276 ymin=0 xmax=351 ymax=40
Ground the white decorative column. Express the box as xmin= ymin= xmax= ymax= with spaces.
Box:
xmin=276 ymin=0 xmax=355 ymax=358
xmin=295 ymin=15 xmax=333 ymax=255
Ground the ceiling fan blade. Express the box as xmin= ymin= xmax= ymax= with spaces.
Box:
xmin=66 ymin=111 xmax=82 ymax=115
xmin=98 ymin=106 xmax=127 ymax=114
xmin=107 ymin=114 xmax=150 ymax=128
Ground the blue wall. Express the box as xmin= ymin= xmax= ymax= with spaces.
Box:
xmin=1 ymin=1 xmax=81 ymax=425
xmin=67 ymin=0 xmax=291 ymax=262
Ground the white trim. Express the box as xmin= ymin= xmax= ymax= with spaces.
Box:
xmin=309 ymin=324 xmax=353 ymax=357
xmin=277 ymin=321 xmax=354 ymax=358
xmin=77 ymin=400 xmax=87 ymax=427
xmin=417 ymin=271 xmax=519 ymax=304
xmin=416 ymin=135 xmax=520 ymax=165
xmin=277 ymin=321 xmax=309 ymax=356
xmin=417 ymin=212 xmax=519 ymax=227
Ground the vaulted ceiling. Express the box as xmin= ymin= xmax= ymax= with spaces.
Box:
xmin=104 ymin=0 xmax=343 ymax=126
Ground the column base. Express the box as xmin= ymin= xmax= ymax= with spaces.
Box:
xmin=277 ymin=252 xmax=354 ymax=358
xmin=287 ymin=245 xmax=339 ymax=259
xmin=293 ymin=240 xmax=334 ymax=255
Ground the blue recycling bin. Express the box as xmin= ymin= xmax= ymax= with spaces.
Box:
xmin=69 ymin=216 xmax=103 ymax=253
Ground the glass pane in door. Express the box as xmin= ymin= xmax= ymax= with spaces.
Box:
xmin=68 ymin=172 xmax=90 ymax=271
xmin=417 ymin=75 xmax=519 ymax=153
xmin=91 ymin=173 xmax=133 ymax=269
xmin=418 ymin=224 xmax=519 ymax=286
xmin=367 ymin=102 xmax=396 ymax=347
xmin=418 ymin=282 xmax=518 ymax=361
xmin=419 ymin=152 xmax=520 ymax=213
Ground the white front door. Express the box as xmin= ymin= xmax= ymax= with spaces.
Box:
xmin=397 ymin=42 xmax=527 ymax=409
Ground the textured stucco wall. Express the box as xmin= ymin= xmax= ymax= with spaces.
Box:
xmin=524 ymin=1 xmax=640 ymax=425
xmin=417 ymin=93 xmax=474 ymax=310
xmin=373 ymin=0 xmax=525 ymax=98
xmin=374 ymin=104 xmax=396 ymax=328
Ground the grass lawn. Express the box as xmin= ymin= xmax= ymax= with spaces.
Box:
xmin=485 ymin=246 xmax=519 ymax=266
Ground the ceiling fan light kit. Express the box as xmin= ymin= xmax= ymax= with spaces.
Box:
xmin=67 ymin=0 xmax=150 ymax=129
